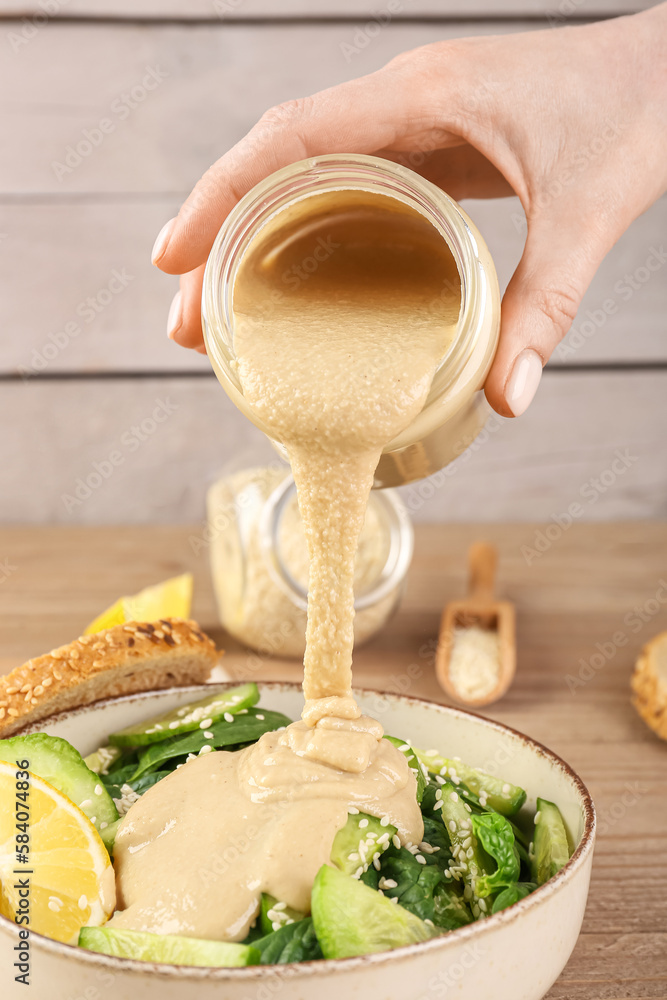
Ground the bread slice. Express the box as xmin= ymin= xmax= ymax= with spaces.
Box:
xmin=631 ymin=630 xmax=667 ymax=741
xmin=0 ymin=618 xmax=219 ymax=738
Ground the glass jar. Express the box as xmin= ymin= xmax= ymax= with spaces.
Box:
xmin=207 ymin=464 xmax=413 ymax=657
xmin=202 ymin=153 xmax=500 ymax=488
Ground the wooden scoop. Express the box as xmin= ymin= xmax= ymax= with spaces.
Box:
xmin=436 ymin=541 xmax=516 ymax=708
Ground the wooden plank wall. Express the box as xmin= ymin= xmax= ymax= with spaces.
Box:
xmin=0 ymin=2 xmax=664 ymax=524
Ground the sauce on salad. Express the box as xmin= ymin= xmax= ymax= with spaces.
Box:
xmin=111 ymin=190 xmax=461 ymax=940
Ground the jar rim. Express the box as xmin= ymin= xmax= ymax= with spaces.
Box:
xmin=257 ymin=473 xmax=414 ymax=612
xmin=202 ymin=153 xmax=494 ymax=452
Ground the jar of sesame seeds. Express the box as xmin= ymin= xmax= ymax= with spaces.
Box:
xmin=206 ymin=464 xmax=413 ymax=658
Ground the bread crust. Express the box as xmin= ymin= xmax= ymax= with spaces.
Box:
xmin=0 ymin=618 xmax=219 ymax=737
xmin=631 ymin=631 xmax=667 ymax=741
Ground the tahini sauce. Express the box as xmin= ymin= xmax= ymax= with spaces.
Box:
xmin=111 ymin=190 xmax=461 ymax=940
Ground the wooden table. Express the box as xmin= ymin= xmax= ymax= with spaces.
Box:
xmin=2 ymin=523 xmax=666 ymax=998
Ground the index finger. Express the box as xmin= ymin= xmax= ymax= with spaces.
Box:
xmin=153 ymin=63 xmax=461 ymax=275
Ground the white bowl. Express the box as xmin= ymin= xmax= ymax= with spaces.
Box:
xmin=1 ymin=683 xmax=595 ymax=1000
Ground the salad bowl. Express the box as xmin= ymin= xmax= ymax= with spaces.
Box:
xmin=0 ymin=681 xmax=595 ymax=1000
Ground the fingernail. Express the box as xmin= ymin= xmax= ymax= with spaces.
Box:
xmin=152 ymin=217 xmax=177 ymax=264
xmin=167 ymin=291 xmax=182 ymax=340
xmin=506 ymin=349 xmax=543 ymax=417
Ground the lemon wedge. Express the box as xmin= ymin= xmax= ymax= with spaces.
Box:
xmin=0 ymin=761 xmax=115 ymax=944
xmin=84 ymin=572 xmax=193 ymax=634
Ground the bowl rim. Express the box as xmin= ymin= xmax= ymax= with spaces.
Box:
xmin=1 ymin=680 xmax=596 ymax=980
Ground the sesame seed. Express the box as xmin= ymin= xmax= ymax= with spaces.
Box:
xmin=20 ymin=683 xmax=31 ymax=693
xmin=224 ymin=713 xmax=234 ymax=723
xmin=359 ymin=818 xmax=369 ymax=829
xmin=7 ymin=709 xmax=19 ymax=717
xmin=398 ymin=744 xmax=410 ymax=752
xmin=273 ymin=901 xmax=287 ymax=911
xmin=373 ymin=857 xmax=382 ymax=870
xmin=94 ymin=785 xmax=103 ymax=796
xmin=354 ymin=867 xmax=364 ymax=879
xmin=380 ymin=816 xmax=390 ymax=827
xmin=435 ymin=775 xmax=445 ymax=785
xmin=0 ymin=709 xmax=5 ymax=719
xmin=424 ymin=919 xmax=435 ymax=927
xmin=5 ymin=687 xmax=18 ymax=695
xmin=204 ymin=731 xmax=214 ymax=739
xmin=80 ymin=799 xmax=92 ymax=808
xmin=169 ymin=721 xmax=179 ymax=729
xmin=449 ymin=821 xmax=457 ymax=833
xmin=535 ymin=810 xmax=542 ymax=823
xmin=416 ymin=855 xmax=426 ymax=865
xmin=502 ymin=783 xmax=511 ymax=794
xmin=78 ymin=895 xmax=88 ymax=910
xmin=199 ymin=745 xmax=213 ymax=755
xmin=348 ymin=852 xmax=360 ymax=862
xmin=382 ymin=878 xmax=398 ymax=889
xmin=390 ymin=896 xmax=399 ymax=904
xmin=392 ymin=834 xmax=401 ymax=849
xmin=100 ymin=821 xmax=108 ymax=830
xmin=348 ymin=806 xmax=359 ymax=815
xmin=449 ymin=791 xmax=459 ymax=802
xmin=256 ymin=714 xmax=265 ymax=720
xmin=48 ymin=898 xmax=63 ymax=913
xmin=478 ymin=899 xmax=487 ymax=912
xmin=433 ymin=800 xmax=443 ymax=811
xmin=199 ymin=719 xmax=213 ymax=729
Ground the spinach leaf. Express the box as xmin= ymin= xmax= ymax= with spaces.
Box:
xmin=100 ymin=767 xmax=167 ymax=801
xmin=364 ymin=846 xmax=470 ymax=929
xmin=131 ymin=708 xmax=292 ymax=779
xmin=253 ymin=918 xmax=323 ymax=964
xmin=471 ymin=812 xmax=520 ymax=898
xmin=491 ymin=882 xmax=537 ymax=914
xmin=432 ymin=884 xmax=474 ymax=930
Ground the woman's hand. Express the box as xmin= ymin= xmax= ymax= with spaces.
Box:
xmin=152 ymin=4 xmax=667 ymax=417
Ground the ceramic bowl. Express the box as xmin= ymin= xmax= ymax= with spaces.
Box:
xmin=1 ymin=682 xmax=595 ymax=1000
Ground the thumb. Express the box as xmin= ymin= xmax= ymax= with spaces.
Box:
xmin=484 ymin=212 xmax=610 ymax=417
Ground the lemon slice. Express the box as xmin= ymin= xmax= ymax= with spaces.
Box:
xmin=0 ymin=761 xmax=115 ymax=944
xmin=84 ymin=573 xmax=193 ymax=634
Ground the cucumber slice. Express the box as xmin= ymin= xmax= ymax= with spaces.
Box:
xmin=311 ymin=865 xmax=436 ymax=958
xmin=331 ymin=812 xmax=397 ymax=877
xmin=84 ymin=745 xmax=123 ymax=775
xmin=260 ymin=893 xmax=305 ymax=935
xmin=78 ymin=927 xmax=259 ymax=967
xmin=438 ymin=782 xmax=490 ymax=902
xmin=416 ymin=749 xmax=526 ymax=816
xmin=531 ymin=798 xmax=571 ymax=885
xmin=384 ymin=736 xmax=427 ymax=803
xmin=0 ymin=733 xmax=118 ymax=850
xmin=107 ymin=682 xmax=260 ymax=747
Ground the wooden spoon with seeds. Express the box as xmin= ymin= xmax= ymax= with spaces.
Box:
xmin=436 ymin=541 xmax=516 ymax=708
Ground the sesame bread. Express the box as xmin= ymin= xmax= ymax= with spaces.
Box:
xmin=0 ymin=618 xmax=219 ymax=737
xmin=631 ymin=631 xmax=667 ymax=741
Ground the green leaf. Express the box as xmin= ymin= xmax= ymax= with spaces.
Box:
xmin=253 ymin=918 xmax=323 ymax=964
xmin=383 ymin=736 xmax=427 ymax=803
xmin=131 ymin=708 xmax=292 ymax=779
xmin=491 ymin=882 xmax=537 ymax=914
xmin=471 ymin=812 xmax=520 ymax=898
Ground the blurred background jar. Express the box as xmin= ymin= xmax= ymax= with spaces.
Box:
xmin=207 ymin=464 xmax=413 ymax=657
